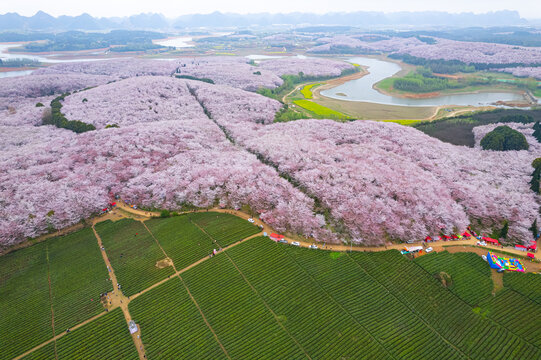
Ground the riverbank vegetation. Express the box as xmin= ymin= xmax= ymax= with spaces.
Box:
xmin=377 ymin=66 xmax=540 ymax=95
xmin=0 ymin=58 xmax=41 ymax=68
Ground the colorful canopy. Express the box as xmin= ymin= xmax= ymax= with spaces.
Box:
xmin=482 ymin=237 xmax=500 ymax=245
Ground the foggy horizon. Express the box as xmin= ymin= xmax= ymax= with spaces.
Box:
xmin=1 ymin=0 xmax=541 ymax=19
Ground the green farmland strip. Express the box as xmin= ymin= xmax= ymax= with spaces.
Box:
xmin=284 ymin=245 xmax=464 ymax=360
xmin=414 ymin=251 xmax=493 ymax=306
xmin=349 ymin=250 xmax=541 ymax=360
xmin=145 ymin=215 xmax=216 ymax=269
xmin=0 ymin=242 xmax=52 ymax=360
xmin=188 ymin=212 xmax=260 ymax=247
xmin=481 ymin=289 xmax=541 ymax=348
xmin=300 ymin=83 xmax=320 ymax=99
xmin=293 ymin=100 xmax=352 ymax=120
xmin=21 ymin=343 xmax=56 ymax=360
xmin=95 ymin=219 xmax=174 ymax=296
xmin=182 ymin=253 xmax=305 ymax=359
xmin=48 ymin=228 xmax=112 ymax=334
xmin=54 ymin=308 xmax=138 ymax=359
xmin=227 ymin=237 xmax=391 ymax=359
xmin=503 ymin=272 xmax=541 ymax=305
xmin=129 ymin=277 xmax=226 ymax=359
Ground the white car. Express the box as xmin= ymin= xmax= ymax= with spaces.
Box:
xmin=309 ymin=244 xmax=318 ymax=249
xmin=477 ymin=241 xmax=487 ymax=247
xmin=291 ymin=241 xmax=300 ymax=246
xmin=425 ymin=247 xmax=433 ymax=253
xmin=247 ymin=218 xmax=255 ymax=223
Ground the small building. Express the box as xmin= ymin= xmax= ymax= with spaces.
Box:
xmin=515 ymin=244 xmax=528 ymax=252
xmin=128 ymin=320 xmax=138 ymax=334
xmin=527 ymin=253 xmax=535 ymax=259
xmin=482 ymin=237 xmax=500 ymax=246
xmin=528 ymin=241 xmax=537 ymax=252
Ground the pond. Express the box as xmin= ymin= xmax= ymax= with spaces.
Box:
xmin=320 ymin=57 xmax=528 ymax=107
xmin=153 ymin=37 xmax=193 ymax=48
xmin=0 ymin=70 xmax=34 ymax=78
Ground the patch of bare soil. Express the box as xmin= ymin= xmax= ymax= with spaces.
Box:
xmin=491 ymin=269 xmax=504 ymax=294
xmin=156 ymin=258 xmax=173 ymax=269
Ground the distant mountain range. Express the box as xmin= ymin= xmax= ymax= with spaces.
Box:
xmin=0 ymin=10 xmax=532 ymax=31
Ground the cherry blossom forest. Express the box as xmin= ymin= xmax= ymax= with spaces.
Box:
xmin=309 ymin=36 xmax=541 ymax=79
xmin=1 ymin=56 xmax=539 ymax=247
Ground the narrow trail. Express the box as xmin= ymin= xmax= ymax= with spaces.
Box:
xmin=141 ymin=221 xmax=232 ymax=360
xmin=92 ymin=226 xmax=147 ymax=360
xmin=45 ymin=246 xmax=59 ymax=360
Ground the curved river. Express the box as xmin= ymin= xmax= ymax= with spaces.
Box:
xmin=320 ymin=57 xmax=527 ymax=107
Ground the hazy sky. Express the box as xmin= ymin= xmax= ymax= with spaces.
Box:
xmin=1 ymin=0 xmax=541 ymax=19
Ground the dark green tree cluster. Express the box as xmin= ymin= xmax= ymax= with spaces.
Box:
xmin=274 ymin=104 xmax=309 ymax=122
xmin=480 ymin=126 xmax=529 ymax=151
xmin=175 ymin=75 xmax=215 ymax=84
xmin=531 ymin=158 xmax=541 ymax=194
xmin=43 ymin=93 xmax=96 ymax=133
xmin=533 ymin=121 xmax=541 ymax=143
xmin=389 ymin=54 xmax=476 ymax=74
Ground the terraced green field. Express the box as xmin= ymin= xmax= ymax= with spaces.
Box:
xmin=414 ymin=251 xmax=493 ymax=306
xmin=187 ymin=212 xmax=260 ymax=247
xmin=4 ymin=214 xmax=541 ymax=360
xmin=0 ymin=242 xmax=52 ymax=360
xmin=129 ymin=278 xmax=227 ymax=359
xmin=47 ymin=228 xmax=112 ymax=334
xmin=95 ymin=219 xmax=175 ymax=296
xmin=145 ymin=215 xmax=216 ymax=269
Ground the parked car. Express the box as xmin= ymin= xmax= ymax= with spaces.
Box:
xmin=291 ymin=241 xmax=300 ymax=246
xmin=247 ymin=218 xmax=255 ymax=223
xmin=279 ymin=239 xmax=288 ymax=244
xmin=309 ymin=244 xmax=318 ymax=249
xmin=425 ymin=247 xmax=433 ymax=253
xmin=406 ymin=239 xmax=415 ymax=244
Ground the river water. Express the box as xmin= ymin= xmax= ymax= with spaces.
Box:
xmin=320 ymin=57 xmax=527 ymax=107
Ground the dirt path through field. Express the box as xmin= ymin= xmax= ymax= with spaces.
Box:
xmin=45 ymin=246 xmax=59 ymax=360
xmin=141 ymin=221 xmax=232 ymax=359
xmin=92 ymin=226 xmax=147 ymax=360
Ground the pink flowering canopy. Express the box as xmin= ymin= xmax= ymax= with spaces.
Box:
xmin=0 ymin=57 xmax=539 ymax=247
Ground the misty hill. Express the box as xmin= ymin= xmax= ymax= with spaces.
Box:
xmin=0 ymin=10 xmax=529 ymax=31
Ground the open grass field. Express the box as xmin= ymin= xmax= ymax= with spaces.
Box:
xmin=4 ymin=213 xmax=541 ymax=360
xmin=293 ymin=99 xmax=353 ymax=120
